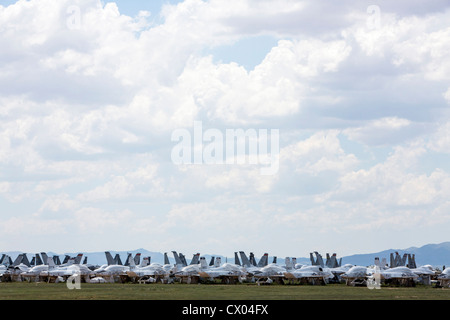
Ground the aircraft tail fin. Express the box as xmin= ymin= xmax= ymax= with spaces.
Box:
xmin=257 ymin=253 xmax=269 ymax=267
xmin=40 ymin=252 xmax=49 ymax=265
xmin=35 ymin=253 xmax=43 ymax=266
xmin=330 ymin=254 xmax=338 ymax=268
xmin=234 ymin=252 xmax=241 ymax=266
xmin=74 ymin=254 xmax=83 ymax=265
xmin=133 ymin=254 xmax=140 ymax=266
xmin=401 ymin=253 xmax=407 ymax=266
xmin=239 ymin=251 xmax=251 ymax=268
xmin=114 ymin=254 xmax=123 ymax=265
xmin=53 ymin=256 xmax=61 ymax=265
xmin=394 ymin=252 xmax=401 ymax=267
xmin=285 ymin=257 xmax=293 ymax=271
xmin=326 ymin=253 xmax=332 ymax=267
xmin=133 ymin=253 xmax=141 ymax=266
xmin=47 ymin=256 xmax=56 ymax=269
xmin=172 ymin=251 xmax=184 ymax=268
xmin=21 ymin=254 xmax=31 ymax=267
xmin=13 ymin=254 xmax=25 ymax=267
xmin=179 ymin=253 xmax=187 ymax=267
xmin=140 ymin=257 xmax=149 ymax=267
xmin=124 ymin=253 xmax=132 ymax=266
xmin=1 ymin=254 xmax=11 ymax=266
xmin=164 ymin=253 xmax=170 ymax=265
xmin=7 ymin=256 xmax=13 ymax=267
xmin=215 ymin=257 xmax=222 ymax=267
xmin=190 ymin=253 xmax=200 ymax=265
xmin=105 ymin=252 xmax=115 ymax=266
xmin=315 ymin=252 xmax=325 ymax=267
xmin=249 ymin=252 xmax=257 ymax=266
xmin=200 ymin=257 xmax=208 ymax=269
xmin=310 ymin=253 xmax=316 ymax=265
xmin=407 ymin=254 xmax=416 ymax=268
xmin=127 ymin=253 xmax=136 ymax=269
xmin=1 ymin=254 xmax=14 ymax=267
xmin=374 ymin=257 xmax=381 ymax=268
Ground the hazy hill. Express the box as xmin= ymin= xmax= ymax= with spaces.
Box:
xmin=340 ymin=242 xmax=450 ymax=268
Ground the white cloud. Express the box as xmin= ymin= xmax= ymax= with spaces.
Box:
xmin=176 ymin=38 xmax=351 ymax=125
xmin=36 ymin=193 xmax=79 ymax=215
xmin=73 ymin=207 xmax=134 ymax=233
xmin=444 ymin=88 xmax=450 ymax=104
xmin=343 ymin=117 xmax=414 ymax=146
xmin=282 ymin=130 xmax=358 ymax=175
xmin=0 ymin=216 xmax=67 ymax=236
xmin=427 ymin=121 xmax=450 ymax=154
xmin=204 ymin=166 xmax=278 ymax=193
xmin=0 ymin=182 xmax=10 ymax=194
xmin=77 ymin=163 xmax=160 ymax=202
xmin=326 ymin=143 xmax=427 ymax=201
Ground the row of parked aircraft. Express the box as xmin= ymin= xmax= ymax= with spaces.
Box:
xmin=0 ymin=251 xmax=448 ymax=287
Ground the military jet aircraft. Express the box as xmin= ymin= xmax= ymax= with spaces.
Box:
xmin=20 ymin=263 xmax=49 ymax=281
xmin=44 ymin=256 xmax=92 ymax=279
xmin=437 ymin=267 xmax=450 ymax=287
xmin=197 ymin=257 xmax=246 ymax=283
xmin=126 ymin=256 xmax=173 ymax=280
xmin=238 ymin=252 xmax=269 ymax=275
xmin=93 ymin=252 xmax=132 ymax=277
xmin=326 ymin=264 xmax=354 ymax=283
xmin=284 ymin=265 xmax=334 ymax=285
xmin=340 ymin=266 xmax=373 ymax=286
xmin=410 ymin=265 xmax=437 ymax=285
xmin=376 ymin=266 xmax=419 ymax=286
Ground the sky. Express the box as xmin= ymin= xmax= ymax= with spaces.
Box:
xmin=0 ymin=0 xmax=450 ymax=259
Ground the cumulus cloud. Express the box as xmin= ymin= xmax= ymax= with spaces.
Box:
xmin=342 ymin=117 xmax=420 ymax=146
xmin=282 ymin=130 xmax=358 ymax=175
xmin=427 ymin=121 xmax=450 ymax=154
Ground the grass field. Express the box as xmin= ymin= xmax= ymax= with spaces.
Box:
xmin=0 ymin=282 xmax=448 ymax=300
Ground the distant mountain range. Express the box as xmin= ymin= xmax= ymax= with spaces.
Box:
xmin=340 ymin=242 xmax=450 ymax=268
xmin=2 ymin=242 xmax=449 ymax=268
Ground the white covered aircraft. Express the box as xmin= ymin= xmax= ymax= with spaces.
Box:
xmin=197 ymin=257 xmax=246 ymax=283
xmin=365 ymin=266 xmax=418 ymax=287
xmin=93 ymin=252 xmax=132 ymax=276
xmin=340 ymin=266 xmax=373 ymax=286
xmin=20 ymin=264 xmax=49 ymax=279
xmin=326 ymin=264 xmax=355 ymax=282
xmin=126 ymin=256 xmax=174 ymax=279
xmin=284 ymin=265 xmax=334 ymax=284
xmin=378 ymin=266 xmax=419 ymax=280
xmin=238 ymin=252 xmax=270 ymax=275
xmin=437 ymin=268 xmax=450 ymax=287
xmin=44 ymin=257 xmax=92 ymax=278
